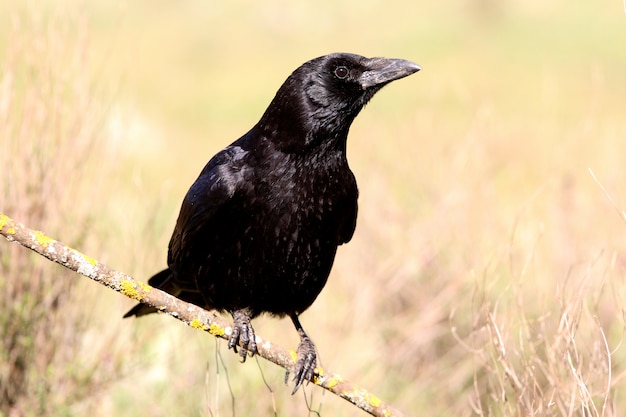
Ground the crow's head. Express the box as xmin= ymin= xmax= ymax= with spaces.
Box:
xmin=258 ymin=53 xmax=420 ymax=152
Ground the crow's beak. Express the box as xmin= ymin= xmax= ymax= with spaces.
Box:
xmin=359 ymin=57 xmax=421 ymax=89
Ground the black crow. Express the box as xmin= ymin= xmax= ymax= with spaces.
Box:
xmin=124 ymin=52 xmax=420 ymax=392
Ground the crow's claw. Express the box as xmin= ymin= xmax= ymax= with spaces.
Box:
xmin=228 ymin=309 xmax=257 ymax=361
xmin=291 ymin=334 xmax=317 ymax=394
xmin=288 ymin=313 xmax=318 ymax=394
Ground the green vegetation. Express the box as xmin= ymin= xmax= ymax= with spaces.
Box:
xmin=1 ymin=0 xmax=626 ymax=415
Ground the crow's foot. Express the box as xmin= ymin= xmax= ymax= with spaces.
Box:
xmin=228 ymin=309 xmax=257 ymax=361
xmin=291 ymin=334 xmax=317 ymax=394
xmin=287 ymin=314 xmax=317 ymax=394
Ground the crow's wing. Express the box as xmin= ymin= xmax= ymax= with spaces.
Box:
xmin=167 ymin=145 xmax=250 ymax=279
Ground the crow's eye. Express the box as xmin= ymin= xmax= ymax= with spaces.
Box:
xmin=334 ymin=66 xmax=349 ymax=79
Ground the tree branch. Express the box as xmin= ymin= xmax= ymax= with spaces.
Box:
xmin=0 ymin=213 xmax=410 ymax=417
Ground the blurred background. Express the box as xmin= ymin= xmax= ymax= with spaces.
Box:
xmin=1 ymin=0 xmax=626 ymax=416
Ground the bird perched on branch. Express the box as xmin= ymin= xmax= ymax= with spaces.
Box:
xmin=124 ymin=52 xmax=420 ymax=392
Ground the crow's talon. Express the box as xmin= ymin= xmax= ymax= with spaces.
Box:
xmin=229 ymin=310 xmax=257 ymax=361
xmin=291 ymin=335 xmax=317 ymax=394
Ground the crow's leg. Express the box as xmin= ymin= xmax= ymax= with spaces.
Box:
xmin=228 ymin=309 xmax=258 ymax=361
xmin=288 ymin=313 xmax=317 ymax=394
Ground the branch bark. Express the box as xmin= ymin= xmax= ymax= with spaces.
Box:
xmin=0 ymin=212 xmax=410 ymax=417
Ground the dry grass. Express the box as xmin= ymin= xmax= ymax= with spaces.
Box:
xmin=2 ymin=1 xmax=626 ymax=416
xmin=0 ymin=4 xmax=133 ymax=416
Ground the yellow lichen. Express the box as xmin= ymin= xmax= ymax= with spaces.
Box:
xmin=0 ymin=214 xmax=16 ymax=234
xmin=327 ymin=374 xmax=343 ymax=389
xmin=83 ymin=254 xmax=97 ymax=266
xmin=289 ymin=349 xmax=298 ymax=362
xmin=312 ymin=367 xmax=324 ymax=385
xmin=368 ymin=394 xmax=382 ymax=407
xmin=33 ymin=230 xmax=55 ymax=247
xmin=67 ymin=246 xmax=98 ymax=266
xmin=120 ymin=279 xmax=146 ymax=301
xmin=315 ymin=368 xmax=324 ymax=382
xmin=189 ymin=318 xmax=208 ymax=330
xmin=208 ymin=323 xmax=225 ymax=336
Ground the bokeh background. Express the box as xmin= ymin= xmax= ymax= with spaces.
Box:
xmin=2 ymin=0 xmax=626 ymax=416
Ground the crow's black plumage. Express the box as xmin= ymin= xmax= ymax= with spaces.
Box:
xmin=124 ymin=52 xmax=420 ymax=392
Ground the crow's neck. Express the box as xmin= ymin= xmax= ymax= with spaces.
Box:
xmin=257 ymin=112 xmax=351 ymax=156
